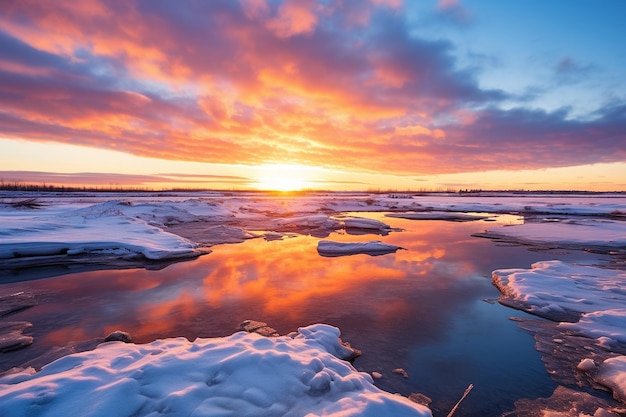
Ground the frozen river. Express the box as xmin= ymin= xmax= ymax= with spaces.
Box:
xmin=1 ymin=207 xmax=619 ymax=416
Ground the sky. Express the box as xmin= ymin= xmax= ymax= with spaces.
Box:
xmin=0 ymin=0 xmax=625 ymax=191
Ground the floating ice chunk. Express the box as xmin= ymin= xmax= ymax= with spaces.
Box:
xmin=0 ymin=322 xmax=33 ymax=352
xmin=480 ymin=219 xmax=626 ymax=250
xmin=509 ymin=385 xmax=619 ymax=416
xmin=386 ymin=212 xmax=489 ymax=222
xmin=596 ymin=356 xmax=626 ymax=403
xmin=560 ymin=309 xmax=626 ymax=345
xmin=492 ymin=261 xmax=626 ymax=322
xmin=0 ymin=292 xmax=36 ymax=316
xmin=577 ymin=358 xmax=596 ymax=372
xmin=202 ymin=225 xmax=257 ymax=245
xmin=340 ymin=217 xmax=392 ymax=231
xmin=0 ymin=324 xmax=431 ymax=417
xmin=274 ymin=214 xmax=340 ymax=229
xmin=317 ymin=240 xmax=404 ymax=257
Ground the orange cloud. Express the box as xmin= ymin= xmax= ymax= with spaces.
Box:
xmin=395 ymin=125 xmax=446 ymax=139
xmin=0 ymin=0 xmax=624 ymax=178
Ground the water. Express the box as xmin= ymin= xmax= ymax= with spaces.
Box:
xmin=0 ymin=213 xmax=614 ymax=416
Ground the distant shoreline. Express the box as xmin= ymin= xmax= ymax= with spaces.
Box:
xmin=1 ymin=185 xmax=625 ymax=196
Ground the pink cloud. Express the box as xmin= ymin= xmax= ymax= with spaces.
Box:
xmin=0 ymin=0 xmax=623 ymax=178
xmin=266 ymin=0 xmax=321 ymax=38
xmin=240 ymin=0 xmax=270 ymax=20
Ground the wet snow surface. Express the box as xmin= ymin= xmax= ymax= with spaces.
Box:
xmin=1 ymin=191 xmax=626 ymax=416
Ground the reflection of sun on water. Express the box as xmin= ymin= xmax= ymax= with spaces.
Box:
xmin=254 ymin=164 xmax=312 ymax=192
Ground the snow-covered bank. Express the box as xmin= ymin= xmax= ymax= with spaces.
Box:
xmin=0 ymin=201 xmax=203 ymax=264
xmin=477 ymin=218 xmax=626 ymax=253
xmin=0 ymin=324 xmax=432 ymax=417
xmin=492 ymin=261 xmax=626 ymax=409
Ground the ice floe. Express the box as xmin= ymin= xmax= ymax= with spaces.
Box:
xmin=0 ymin=322 xmax=33 ymax=352
xmin=493 ymin=261 xmax=626 ymax=410
xmin=317 ymin=240 xmax=404 ymax=257
xmin=2 ymin=191 xmax=625 ymax=270
xmin=0 ymin=324 xmax=431 ymax=417
xmin=339 ymin=216 xmax=392 ymax=231
xmin=479 ymin=218 xmax=626 ymax=252
xmin=492 ymin=261 xmax=626 ymax=322
xmin=597 ymin=356 xmax=626 ymax=403
xmin=386 ymin=211 xmax=490 ymax=222
xmin=0 ymin=201 xmax=203 ymax=264
xmin=3 ymin=190 xmax=626 ymax=413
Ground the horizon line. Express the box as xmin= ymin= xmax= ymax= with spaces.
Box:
xmin=1 ymin=182 xmax=625 ymax=195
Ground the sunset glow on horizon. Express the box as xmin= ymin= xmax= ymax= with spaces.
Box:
xmin=0 ymin=0 xmax=625 ymax=191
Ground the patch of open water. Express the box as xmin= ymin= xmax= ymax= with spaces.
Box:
xmin=0 ymin=213 xmax=615 ymax=416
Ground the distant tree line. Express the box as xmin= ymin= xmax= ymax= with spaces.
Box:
xmin=457 ymin=188 xmax=625 ymax=195
xmin=1 ymin=179 xmax=623 ymax=195
xmin=0 ymin=179 xmax=156 ymax=193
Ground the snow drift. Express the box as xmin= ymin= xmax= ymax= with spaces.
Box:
xmin=0 ymin=324 xmax=431 ymax=417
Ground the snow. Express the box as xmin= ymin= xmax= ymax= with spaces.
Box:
xmin=272 ymin=214 xmax=341 ymax=231
xmin=339 ymin=216 xmax=392 ymax=231
xmin=386 ymin=212 xmax=490 ymax=222
xmin=480 ymin=218 xmax=626 ymax=250
xmin=407 ymin=194 xmax=626 ymax=217
xmin=561 ymin=309 xmax=626 ymax=344
xmin=596 ymin=356 xmax=626 ymax=403
xmin=197 ymin=225 xmax=258 ymax=245
xmin=1 ymin=192 xmax=624 ymax=266
xmin=0 ymin=201 xmax=202 ymax=262
xmin=492 ymin=261 xmax=626 ymax=322
xmin=317 ymin=240 xmax=404 ymax=257
xmin=577 ymin=358 xmax=597 ymax=372
xmin=492 ymin=261 xmax=626 ymax=406
xmin=2 ymin=190 xmax=626 ymax=412
xmin=0 ymin=324 xmax=431 ymax=417
xmin=480 ymin=196 xmax=626 ymax=408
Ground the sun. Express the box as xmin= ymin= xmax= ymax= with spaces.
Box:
xmin=253 ymin=164 xmax=312 ymax=192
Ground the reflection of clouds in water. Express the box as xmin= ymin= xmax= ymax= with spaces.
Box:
xmin=2 ymin=213 xmax=533 ymax=374
xmin=199 ymin=236 xmax=409 ymax=317
xmin=2 ymin=212 xmax=618 ymax=413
